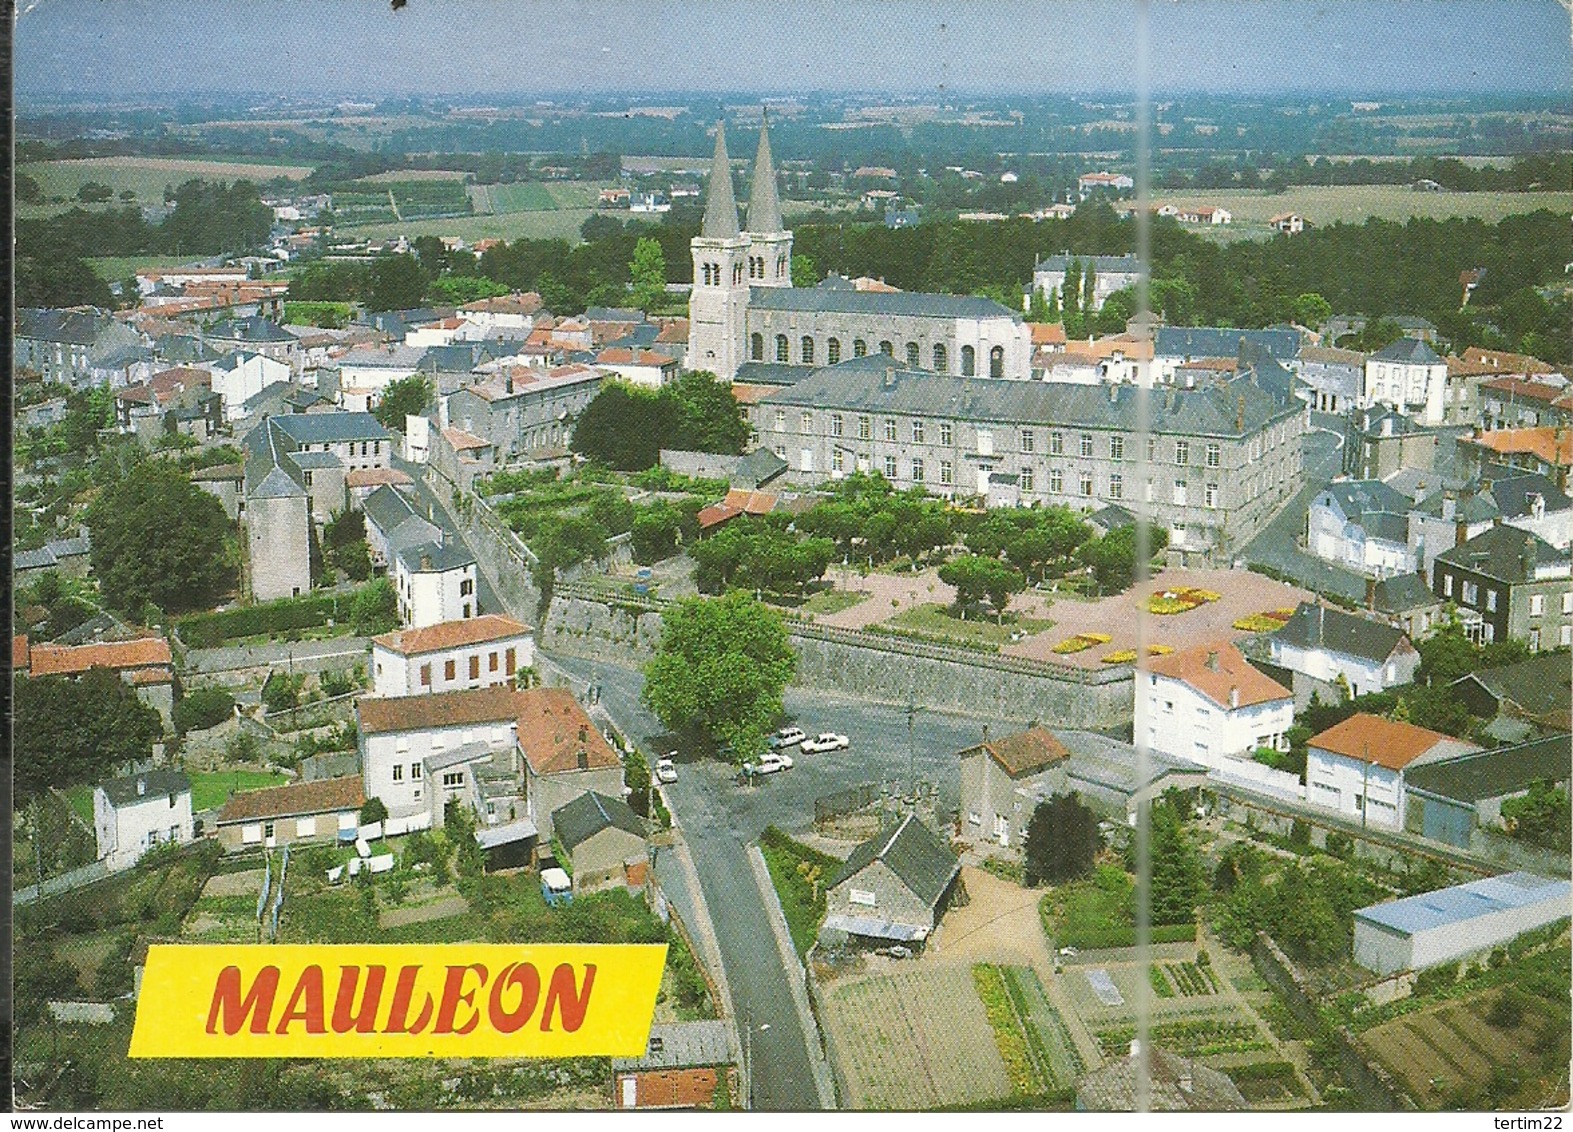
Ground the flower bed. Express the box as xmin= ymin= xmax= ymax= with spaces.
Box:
xmin=1101 ymin=644 xmax=1174 ymax=663
xmin=1051 ymin=632 xmax=1112 ymax=654
xmin=973 ymin=964 xmax=1044 ymax=1097
xmin=1145 ymin=586 xmax=1221 ymax=615
xmin=1233 ymin=606 xmax=1297 ymax=632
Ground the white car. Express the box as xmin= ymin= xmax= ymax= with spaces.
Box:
xmin=756 ymin=753 xmax=788 ymax=775
xmin=655 ymin=756 xmax=678 ymax=784
xmin=769 ymin=726 xmax=807 ymax=750
xmin=800 ymin=732 xmax=850 ymax=754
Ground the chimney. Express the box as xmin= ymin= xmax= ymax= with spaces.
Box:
xmin=884 ymin=366 xmax=896 ymax=389
xmin=1109 ymin=382 xmax=1118 ymax=403
xmin=1455 ymin=520 xmax=1468 ymax=548
xmin=505 ymin=371 xmax=514 ymax=395
xmin=1229 ymin=685 xmax=1240 ymax=709
xmin=1382 ymin=417 xmax=1394 ymax=438
xmin=1235 ymin=393 xmax=1246 ymax=432
xmin=1205 ymin=650 xmax=1219 ymax=671
xmin=1366 ymin=576 xmax=1377 ymax=611
xmin=420 ymin=552 xmax=433 ymax=571
xmin=136 ymin=778 xmax=147 ymax=796
xmin=577 ymin=750 xmax=589 ymax=771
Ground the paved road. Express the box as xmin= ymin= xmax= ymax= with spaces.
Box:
xmin=393 ymin=456 xmax=504 ymax=618
xmin=1240 ymin=425 xmax=1368 ymax=602
xmin=548 ymin=653 xmax=994 ymax=1110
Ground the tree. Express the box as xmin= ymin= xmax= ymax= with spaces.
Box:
xmin=938 ymin=554 xmax=1024 ymax=622
xmin=1023 ymin=793 xmax=1100 ymax=886
xmin=16 ymin=171 xmax=44 ymax=203
xmin=1291 ymin=292 xmax=1333 ymax=329
xmin=664 ymin=371 xmax=750 ymax=455
xmin=631 ymin=505 xmax=682 ymax=564
xmin=790 ymin=254 xmax=819 ymax=288
xmin=367 ymin=254 xmax=428 ymax=312
xmin=351 ymin=578 xmax=398 ymax=636
xmin=629 ymin=237 xmax=667 ymax=312
xmin=360 ymin=797 xmax=390 ymax=825
xmin=14 ymin=669 xmax=163 ymax=798
xmin=427 ymin=275 xmax=508 ymax=305
xmin=642 ymin=592 xmax=796 ymax=761
xmin=570 ymin=382 xmax=676 ymax=470
xmin=86 ymin=460 xmax=233 ymax=614
xmin=1145 ymin=800 xmax=1206 ymax=926
xmin=77 ymin=181 xmax=113 ymax=203
xmin=373 ymin=374 xmax=433 ymax=431
xmin=1501 ymin=780 xmax=1571 ymax=853
xmin=1027 ymin=287 xmax=1052 ymax=323
xmin=1079 ymin=524 xmax=1167 ymax=594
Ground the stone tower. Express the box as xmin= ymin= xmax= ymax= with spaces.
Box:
xmin=744 ymin=109 xmax=792 ymax=289
xmin=689 ymin=120 xmax=750 ymax=381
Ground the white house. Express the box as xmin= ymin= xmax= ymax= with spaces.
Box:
xmin=393 ymin=540 xmax=478 ymax=628
xmin=211 ymin=351 xmax=291 ymax=422
xmin=329 ymin=344 xmax=425 ymax=410
xmin=458 ymin=294 xmax=540 ymax=333
xmin=1269 ymin=602 xmax=1421 ymax=698
xmin=1307 ymin=480 xmax=1416 ymax=577
xmin=371 ymin=614 xmax=534 ymax=697
xmin=94 ymin=770 xmax=194 ymax=872
xmin=1362 ymin=338 xmax=1448 ymax=426
xmin=1137 ymin=643 xmax=1296 ymax=794
xmin=405 ymin=317 xmax=467 ymax=350
xmin=1028 ymin=254 xmax=1141 ymax=313
xmin=355 ymin=685 xmax=524 ymax=822
xmin=1304 ymin=714 xmax=1478 ymax=831
xmin=1077 ymin=171 xmax=1134 ymax=198
xmin=594 ymin=347 xmax=681 ymax=389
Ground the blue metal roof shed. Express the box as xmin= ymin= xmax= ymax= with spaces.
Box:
xmin=1352 ymin=872 xmax=1570 ymax=975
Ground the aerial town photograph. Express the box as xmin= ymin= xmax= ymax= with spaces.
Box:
xmin=8 ymin=0 xmax=1572 ymax=1117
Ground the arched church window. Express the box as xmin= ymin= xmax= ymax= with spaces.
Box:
xmin=961 ymin=345 xmax=976 ymax=376
xmin=853 ymin=339 xmax=868 ymax=358
xmin=990 ymin=345 xmax=1004 ymax=379
xmin=751 ymin=333 xmax=764 ymax=361
xmin=827 ymin=338 xmax=841 ymax=365
xmin=906 ymin=342 xmax=920 ymax=368
xmin=933 ymin=344 xmax=947 ymax=373
xmin=878 ymin=340 xmax=894 ymax=357
xmin=801 ymin=337 xmax=815 ymax=365
xmin=776 ymin=335 xmax=790 ymax=362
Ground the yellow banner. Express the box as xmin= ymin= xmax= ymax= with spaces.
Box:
xmin=129 ymin=943 xmax=666 ymax=1058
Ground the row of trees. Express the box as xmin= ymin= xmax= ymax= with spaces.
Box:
xmin=690 ymin=522 xmax=836 ymax=597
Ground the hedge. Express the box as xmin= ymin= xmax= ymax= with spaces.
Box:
xmin=175 ymin=589 xmax=363 ymax=647
xmin=172 ymin=687 xmax=235 ymax=734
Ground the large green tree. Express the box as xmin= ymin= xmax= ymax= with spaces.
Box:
xmin=628 ymin=237 xmax=667 ymax=311
xmin=938 ymin=554 xmax=1025 ymax=622
xmin=664 ymin=371 xmax=750 ymax=455
xmin=367 ymin=254 xmax=429 ymax=312
xmin=1023 ymin=793 xmax=1101 ymax=886
xmin=373 ymin=374 xmax=433 ymax=431
xmin=642 ymin=592 xmax=796 ymax=760
xmin=14 ymin=670 xmax=163 ymax=798
xmin=570 ymin=382 xmax=677 ymax=470
xmin=86 ymin=460 xmax=234 ymax=614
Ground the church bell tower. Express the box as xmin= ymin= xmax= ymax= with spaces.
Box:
xmin=688 ymin=121 xmax=750 ymax=381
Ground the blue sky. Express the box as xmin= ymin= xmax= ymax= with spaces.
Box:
xmin=15 ymin=0 xmax=1572 ymax=99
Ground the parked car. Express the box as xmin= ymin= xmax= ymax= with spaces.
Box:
xmin=655 ymin=756 xmax=678 ymax=784
xmin=800 ymin=732 xmax=850 ymax=754
xmin=769 ymin=726 xmax=807 ymax=750
xmin=756 ymin=753 xmax=789 ymax=774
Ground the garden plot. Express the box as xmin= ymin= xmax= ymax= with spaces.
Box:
xmin=1361 ymin=994 xmax=1554 ymax=1109
xmin=821 ymin=965 xmax=1011 ymax=1109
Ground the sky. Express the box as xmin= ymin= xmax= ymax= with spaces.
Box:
xmin=14 ymin=0 xmax=1572 ymax=100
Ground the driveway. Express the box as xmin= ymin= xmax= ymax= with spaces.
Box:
xmin=547 ymin=652 xmax=997 ymax=1110
xmin=1240 ymin=426 xmax=1368 ymax=602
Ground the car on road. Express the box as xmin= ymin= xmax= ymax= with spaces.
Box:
xmin=768 ymin=726 xmax=807 ymax=750
xmin=800 ymin=732 xmax=850 ymax=754
xmin=655 ymin=756 xmax=678 ymax=784
xmin=756 ymin=752 xmax=793 ymax=774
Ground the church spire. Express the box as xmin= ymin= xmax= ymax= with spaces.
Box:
xmin=747 ymin=109 xmax=783 ymax=234
xmin=701 ymin=120 xmax=741 ymax=239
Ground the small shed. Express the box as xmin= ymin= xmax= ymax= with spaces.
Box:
xmin=475 ymin=817 xmax=538 ymax=872
xmin=551 ymin=791 xmax=647 ymax=894
xmin=823 ymin=814 xmax=960 ymax=945
xmin=1353 ymin=872 xmax=1572 ymax=975
xmin=613 ymin=1020 xmax=735 ymax=1109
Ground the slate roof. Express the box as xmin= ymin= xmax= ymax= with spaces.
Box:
xmin=16 ymin=307 xmax=117 ymax=346
xmin=1484 ymin=472 xmax=1572 ymax=520
xmin=1370 ymin=574 xmax=1439 ymax=614
xmin=747 ymin=113 xmax=785 ymax=233
xmin=1404 ymin=734 xmax=1572 ymax=805
xmin=362 ymin=483 xmax=421 ymax=531
xmin=208 ymin=315 xmax=298 ymax=344
xmin=1274 ymin=602 xmax=1409 ymax=663
xmin=395 ymin=540 xmax=475 ymax=573
xmin=613 ymin=1021 xmax=732 ymax=1071
xmin=583 ymin=306 xmax=646 ymax=324
xmin=735 ymin=447 xmax=788 ymax=485
xmin=1371 ymin=337 xmax=1443 ymax=365
xmin=338 ymin=344 xmax=426 ymax=370
xmin=830 ymin=814 xmax=959 ymax=907
xmin=1412 ymin=485 xmax=1501 ymax=524
xmin=1450 ymin=654 xmax=1573 ymax=726
xmin=750 ymin=286 xmax=1019 ymax=321
xmin=1354 ymin=872 xmax=1569 ymax=937
xmin=1088 ymin=504 xmax=1138 ymax=531
xmin=1154 ymin=326 xmax=1300 ymax=362
xmin=270 ymin=411 xmax=389 ymax=446
xmin=552 ymin=790 xmax=646 ymax=853
xmin=1033 ymin=252 xmax=1140 ymax=274
xmin=1321 ymin=479 xmax=1412 ymax=523
xmin=215 ymin=776 xmax=364 ymax=824
xmin=242 ymin=418 xmax=306 ymax=499
xmin=100 ymin=770 xmax=190 ymax=808
xmin=732 ymin=362 xmax=811 ymax=386
xmin=700 ymin=121 xmax=741 ymax=239
xmin=1436 ymin=526 xmax=1570 ymax=583
xmin=758 ymin=356 xmax=1299 ymax=438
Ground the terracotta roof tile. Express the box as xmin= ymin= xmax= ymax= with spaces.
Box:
xmin=12 ymin=635 xmax=30 ymax=670
xmin=1483 ymin=376 xmax=1564 ymax=404
xmin=974 ymin=727 xmax=1070 ymax=776
xmin=1148 ymin=642 xmax=1290 ymax=710
xmin=517 ymin=687 xmax=620 ymax=776
xmin=1028 ymin=322 xmax=1068 ymax=347
xmin=216 ymin=776 xmax=364 ymax=824
xmin=1308 ymin=713 xmax=1453 ymax=771
xmin=357 ymin=685 xmax=525 ymax=735
xmin=1462 ymin=346 xmax=1556 ymax=375
xmin=345 ymin=467 xmax=413 ymax=489
xmin=442 ymin=427 xmax=492 ymax=450
xmin=372 ymin=614 xmax=532 ymax=657
xmin=1465 ymin=427 xmax=1573 ymax=467
xmin=28 ymin=637 xmax=173 ymax=677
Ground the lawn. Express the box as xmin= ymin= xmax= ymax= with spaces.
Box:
xmin=20 ymin=156 xmax=312 ymax=211
xmin=188 ymin=770 xmax=289 ymax=811
xmin=340 ymin=208 xmax=597 ymax=244
xmin=774 ymin=587 xmax=868 ymax=617
xmin=1152 ymin=185 xmax=1573 ymax=242
xmin=65 ymin=784 xmax=95 ymax=826
xmin=478 ymin=181 xmax=560 ymax=212
xmin=758 ymin=825 xmax=842 ymax=959
xmin=877 ymin=603 xmax=1053 ymax=650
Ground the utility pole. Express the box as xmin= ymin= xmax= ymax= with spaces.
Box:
xmin=906 ymin=695 xmax=917 ymax=811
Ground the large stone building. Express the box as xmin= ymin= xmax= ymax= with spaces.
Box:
xmin=1028 ymin=253 xmax=1141 ymax=313
xmin=748 ymin=353 xmax=1305 ymax=562
xmin=444 ymin=363 xmax=602 ymax=461
xmin=689 ymin=117 xmax=1030 ymax=382
xmin=1432 ymin=525 xmax=1573 ymax=650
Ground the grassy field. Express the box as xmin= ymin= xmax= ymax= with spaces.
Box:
xmin=1155 ymin=185 xmax=1573 ymax=239
xmin=188 ymin=770 xmax=289 ymax=811
xmin=20 ymin=156 xmax=313 ymax=211
xmin=338 ymin=208 xmax=597 ymax=244
xmin=360 ymin=168 xmax=470 ymax=183
xmin=877 ymin=603 xmax=1053 ymax=650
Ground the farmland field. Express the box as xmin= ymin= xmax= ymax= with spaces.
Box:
xmin=19 ymin=156 xmax=313 ymax=214
xmin=821 ymin=964 xmax=1011 ymax=1109
xmin=340 ymin=209 xmax=598 ymax=244
xmin=1153 ymin=185 xmax=1573 ymax=242
xmin=359 ymin=168 xmax=470 ymax=183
